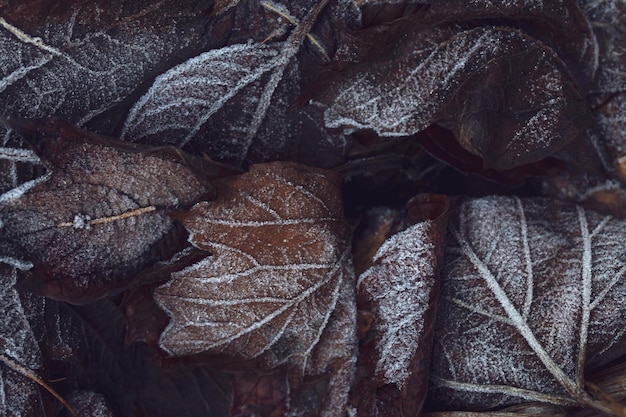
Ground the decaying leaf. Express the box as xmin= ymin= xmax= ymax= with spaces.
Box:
xmin=0 ymin=117 xmax=217 ymax=303
xmin=430 ymin=196 xmax=626 ymax=415
xmin=353 ymin=194 xmax=448 ymax=417
xmin=155 ymin=161 xmax=356 ymax=416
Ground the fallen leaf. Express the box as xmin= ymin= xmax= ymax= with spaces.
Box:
xmin=353 ymin=194 xmax=448 ymax=417
xmin=576 ymin=0 xmax=626 ymax=94
xmin=316 ymin=24 xmax=593 ymax=170
xmin=0 ymin=117 xmax=217 ymax=303
xmin=155 ymin=161 xmax=356 ymax=416
xmin=120 ymin=0 xmax=356 ymax=168
xmin=0 ymin=0 xmax=214 ymax=134
xmin=429 ymin=196 xmax=626 ymax=415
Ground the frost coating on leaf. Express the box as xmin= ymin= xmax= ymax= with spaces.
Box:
xmin=359 ymin=222 xmax=435 ymax=386
xmin=0 ymin=118 xmax=211 ymax=303
xmin=155 ymin=161 xmax=357 ymax=416
xmin=319 ymin=26 xmax=590 ymax=169
xmin=0 ymin=265 xmax=44 ymax=416
xmin=122 ymin=43 xmax=282 ymax=148
xmin=156 ymin=162 xmax=355 ymax=373
xmin=430 ymin=196 xmax=626 ymax=411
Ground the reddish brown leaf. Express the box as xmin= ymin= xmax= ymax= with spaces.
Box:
xmin=0 ymin=117 xmax=217 ymax=303
xmin=155 ymin=161 xmax=356 ymax=416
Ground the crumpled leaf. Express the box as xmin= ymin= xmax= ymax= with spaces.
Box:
xmin=0 ymin=117 xmax=217 ymax=303
xmin=316 ymin=24 xmax=593 ymax=170
xmin=353 ymin=194 xmax=448 ymax=417
xmin=120 ymin=0 xmax=359 ymax=168
xmin=155 ymin=161 xmax=356 ymax=416
xmin=0 ymin=265 xmax=45 ymax=417
xmin=430 ymin=196 xmax=626 ymax=414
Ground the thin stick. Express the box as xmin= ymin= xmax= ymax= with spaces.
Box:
xmin=0 ymin=353 xmax=79 ymax=417
xmin=260 ymin=0 xmax=330 ymax=61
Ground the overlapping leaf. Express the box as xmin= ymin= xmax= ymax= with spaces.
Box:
xmin=0 ymin=117 xmax=215 ymax=303
xmin=354 ymin=194 xmax=448 ymax=417
xmin=430 ymin=196 xmax=626 ymax=414
xmin=120 ymin=0 xmax=359 ymax=168
xmin=317 ymin=25 xmax=592 ymax=170
xmin=155 ymin=161 xmax=356 ymax=416
xmin=0 ymin=265 xmax=44 ymax=417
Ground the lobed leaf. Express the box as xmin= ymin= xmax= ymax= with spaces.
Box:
xmin=155 ymin=161 xmax=357 ymax=416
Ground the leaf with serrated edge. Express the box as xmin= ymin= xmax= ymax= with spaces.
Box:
xmin=155 ymin=161 xmax=356 ymax=416
xmin=430 ymin=196 xmax=626 ymax=415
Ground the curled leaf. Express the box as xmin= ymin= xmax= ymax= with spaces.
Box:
xmin=318 ymin=25 xmax=592 ymax=170
xmin=354 ymin=194 xmax=448 ymax=417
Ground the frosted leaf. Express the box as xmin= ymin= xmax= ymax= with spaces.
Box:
xmin=576 ymin=0 xmax=626 ymax=93
xmin=155 ymin=161 xmax=356 ymax=417
xmin=121 ymin=1 xmax=353 ymax=167
xmin=318 ymin=25 xmax=591 ymax=170
xmin=430 ymin=196 xmax=626 ymax=414
xmin=355 ymin=194 xmax=448 ymax=417
xmin=0 ymin=117 xmax=213 ymax=303
xmin=0 ymin=265 xmax=45 ymax=417
xmin=0 ymin=0 xmax=214 ymax=198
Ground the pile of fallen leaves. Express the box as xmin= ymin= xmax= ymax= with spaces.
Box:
xmin=1 ymin=1 xmax=626 ymax=416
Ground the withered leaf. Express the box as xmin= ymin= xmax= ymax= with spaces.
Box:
xmin=0 ymin=117 xmax=215 ymax=303
xmin=354 ymin=194 xmax=448 ymax=417
xmin=430 ymin=196 xmax=626 ymax=414
xmin=155 ymin=161 xmax=356 ymax=416
xmin=317 ymin=25 xmax=592 ymax=170
xmin=120 ymin=0 xmax=355 ymax=168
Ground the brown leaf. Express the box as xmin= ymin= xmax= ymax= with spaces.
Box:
xmin=353 ymin=194 xmax=449 ymax=417
xmin=155 ymin=161 xmax=356 ymax=416
xmin=0 ymin=117 xmax=216 ymax=303
xmin=429 ymin=196 xmax=626 ymax=415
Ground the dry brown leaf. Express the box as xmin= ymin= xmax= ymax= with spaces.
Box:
xmin=155 ymin=161 xmax=356 ymax=416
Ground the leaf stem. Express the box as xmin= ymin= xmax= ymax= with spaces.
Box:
xmin=57 ymin=206 xmax=156 ymax=228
